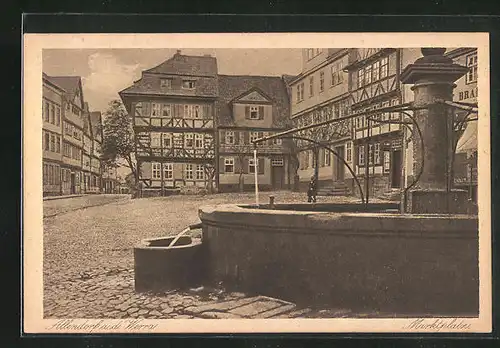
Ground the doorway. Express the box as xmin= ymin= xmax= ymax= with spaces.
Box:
xmin=70 ymin=173 xmax=76 ymax=194
xmin=334 ymin=145 xmax=345 ymax=182
xmin=271 ymin=158 xmax=285 ymax=189
xmin=391 ymin=150 xmax=402 ymax=188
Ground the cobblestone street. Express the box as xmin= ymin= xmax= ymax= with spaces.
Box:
xmin=43 ymin=192 xmax=385 ymax=319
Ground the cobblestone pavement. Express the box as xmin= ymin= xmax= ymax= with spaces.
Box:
xmin=43 ymin=192 xmax=387 ymax=319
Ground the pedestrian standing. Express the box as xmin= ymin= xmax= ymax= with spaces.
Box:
xmin=307 ymin=175 xmax=317 ymax=203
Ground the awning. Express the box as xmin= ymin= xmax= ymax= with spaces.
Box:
xmin=456 ymin=120 xmax=478 ymax=154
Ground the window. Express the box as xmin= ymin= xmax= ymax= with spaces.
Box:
xmin=346 ymin=142 xmax=352 ymax=162
xmin=196 ymin=165 xmax=204 ymax=180
xmin=160 ymin=78 xmax=172 ymax=88
xmin=383 ymin=151 xmax=391 ymax=173
xmin=195 ymin=134 xmax=203 ymax=148
xmin=224 ymin=157 xmax=234 ymax=173
xmin=44 ymin=101 xmax=50 ymax=122
xmin=162 ymin=133 xmax=172 ymax=148
xmin=152 ymin=103 xmax=161 ymax=117
xmin=368 ymin=144 xmax=374 ymax=165
xmin=185 ymin=164 xmax=193 ymax=179
xmin=357 ymin=69 xmax=365 ymax=88
xmin=161 ymin=104 xmax=171 ymax=117
xmin=185 ymin=133 xmax=194 ymax=148
xmin=380 ymin=57 xmax=389 ymax=78
xmin=374 ymin=143 xmax=380 ymax=164
xmin=225 ymin=131 xmax=234 ymax=145
xmin=56 ymin=107 xmax=61 ymax=126
xmin=163 ymin=163 xmax=173 ymax=179
xmin=50 ymin=134 xmax=56 ymax=152
xmin=296 ymin=83 xmax=304 ymax=102
xmin=307 ymin=49 xmax=314 ymax=60
xmin=373 ymin=61 xmax=380 ymax=81
xmin=250 ymin=132 xmax=259 ymax=144
xmin=319 ymin=71 xmax=325 ymax=92
xmin=44 ymin=133 xmax=50 ymax=151
xmin=50 ymin=104 xmax=55 ymax=124
xmin=324 ymin=149 xmax=331 ymax=166
xmin=63 ymin=143 xmax=71 ymax=157
xmin=249 ymin=158 xmax=257 ymax=174
xmin=359 ymin=145 xmax=365 ymax=166
xmin=151 ymin=133 xmax=161 ymax=148
xmin=365 ymin=65 xmax=373 ymax=85
xmin=152 ymin=163 xmax=161 ymax=179
xmin=56 ymin=136 xmax=61 ymax=153
xmin=271 ymin=158 xmax=284 ymax=166
xmin=272 ymin=137 xmax=282 ymax=145
xmin=249 ymin=106 xmax=259 ymax=120
xmin=194 ymin=105 xmax=202 ymax=119
xmin=309 ymin=77 xmax=314 ymax=97
xmin=182 ymin=80 xmax=196 ymax=89
xmin=466 ymin=54 xmax=478 ymax=84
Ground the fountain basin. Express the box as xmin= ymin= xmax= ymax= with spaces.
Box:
xmin=199 ymin=203 xmax=479 ymax=316
xmin=134 ymin=235 xmax=204 ymax=292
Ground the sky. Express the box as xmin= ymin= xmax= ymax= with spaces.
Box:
xmin=43 ymin=48 xmax=303 ymax=113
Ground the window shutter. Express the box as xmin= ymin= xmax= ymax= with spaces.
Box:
xmin=234 ymin=131 xmax=240 ymax=144
xmin=220 ymin=130 xmax=226 ymax=144
xmin=203 ymin=104 xmax=210 ymax=119
xmin=219 ymin=157 xmax=225 ymax=174
xmin=259 ymin=106 xmax=265 ymax=120
xmin=234 ymin=157 xmax=242 ymax=173
xmin=143 ymin=102 xmax=151 ymax=117
xmin=243 ymin=132 xmax=249 ymax=144
xmin=178 ymin=104 xmax=184 ymax=118
xmin=245 ymin=106 xmax=250 ymax=119
xmin=243 ymin=157 xmax=249 ymax=174
xmin=258 ymin=158 xmax=265 ymax=175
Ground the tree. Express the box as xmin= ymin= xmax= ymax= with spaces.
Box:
xmin=101 ymin=99 xmax=138 ymax=185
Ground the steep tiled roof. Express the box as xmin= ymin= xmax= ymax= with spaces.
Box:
xmin=145 ymin=51 xmax=217 ymax=77
xmin=217 ymin=75 xmax=291 ymax=128
xmin=120 ymin=53 xmax=218 ymax=102
xmin=47 ymin=76 xmax=81 ymax=96
xmin=89 ymin=112 xmax=103 ymax=141
xmin=42 ymin=73 xmax=66 ymax=92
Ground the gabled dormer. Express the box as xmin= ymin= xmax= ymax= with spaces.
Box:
xmin=231 ymin=87 xmax=273 ymax=126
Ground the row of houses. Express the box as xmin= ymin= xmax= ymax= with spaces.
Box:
xmin=42 ymin=74 xmax=120 ymax=196
xmin=290 ymin=47 xmax=478 ymax=200
xmin=118 ymin=48 xmax=478 ymax=200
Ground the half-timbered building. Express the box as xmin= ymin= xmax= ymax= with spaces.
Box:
xmin=82 ymin=103 xmax=93 ymax=193
xmin=446 ymin=48 xmax=478 ymax=202
xmin=344 ymin=48 xmax=423 ymax=197
xmin=90 ymin=111 xmax=103 ymax=193
xmin=217 ymin=75 xmax=293 ymax=192
xmin=49 ymin=76 xmax=86 ymax=195
xmin=289 ymin=49 xmax=353 ymax=194
xmin=120 ymin=51 xmax=218 ymax=196
xmin=42 ymin=73 xmax=64 ymax=196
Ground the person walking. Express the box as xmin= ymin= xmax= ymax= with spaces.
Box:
xmin=307 ymin=175 xmax=317 ymax=203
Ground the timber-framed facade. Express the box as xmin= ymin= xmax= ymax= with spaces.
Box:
xmin=120 ymin=51 xmax=218 ymax=195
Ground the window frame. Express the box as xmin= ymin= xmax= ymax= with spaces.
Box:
xmin=152 ymin=162 xmax=161 ymax=180
xmin=319 ymin=71 xmax=325 ymax=92
xmin=249 ymin=106 xmax=259 ymax=120
xmin=359 ymin=145 xmax=365 ymax=166
xmin=225 ymin=131 xmax=235 ymax=145
xmin=185 ymin=164 xmax=194 ymax=179
xmin=224 ymin=157 xmax=234 ymax=173
xmin=195 ymin=164 xmax=204 ymax=180
xmin=465 ymin=53 xmax=478 ymax=84
xmin=163 ymin=163 xmax=173 ymax=179
xmin=248 ymin=158 xmax=257 ymax=174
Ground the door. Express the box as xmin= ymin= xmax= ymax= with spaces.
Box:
xmin=70 ymin=173 xmax=76 ymax=194
xmin=335 ymin=145 xmax=345 ymax=182
xmin=271 ymin=158 xmax=285 ymax=189
xmin=391 ymin=150 xmax=402 ymax=188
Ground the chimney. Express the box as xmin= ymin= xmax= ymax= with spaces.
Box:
xmin=175 ymin=50 xmax=182 ymax=55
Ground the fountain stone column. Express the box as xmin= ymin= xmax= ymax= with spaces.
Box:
xmin=400 ymin=47 xmax=470 ymax=214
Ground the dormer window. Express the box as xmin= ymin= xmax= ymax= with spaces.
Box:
xmin=250 ymin=106 xmax=259 ymax=119
xmin=160 ymin=78 xmax=172 ymax=88
xmin=182 ymin=80 xmax=196 ymax=89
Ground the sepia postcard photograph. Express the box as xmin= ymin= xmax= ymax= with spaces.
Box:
xmin=22 ymin=32 xmax=491 ymax=334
